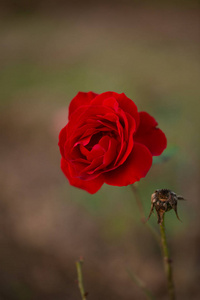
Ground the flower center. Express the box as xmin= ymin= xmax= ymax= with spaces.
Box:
xmin=85 ymin=131 xmax=116 ymax=151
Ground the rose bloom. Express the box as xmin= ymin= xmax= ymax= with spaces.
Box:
xmin=58 ymin=92 xmax=167 ymax=194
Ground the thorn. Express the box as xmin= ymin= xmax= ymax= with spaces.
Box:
xmin=146 ymin=203 xmax=154 ymax=222
xmin=173 ymin=204 xmax=182 ymax=222
xmin=165 ymin=257 xmax=172 ymax=263
xmin=177 ymin=195 xmax=186 ymax=201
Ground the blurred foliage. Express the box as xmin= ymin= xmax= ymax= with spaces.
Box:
xmin=0 ymin=0 xmax=199 ymax=14
xmin=153 ymin=145 xmax=179 ymax=164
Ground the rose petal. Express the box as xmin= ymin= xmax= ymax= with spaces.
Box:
xmin=104 ymin=143 xmax=152 ymax=186
xmin=114 ymin=112 xmax=136 ymax=166
xmin=114 ymin=93 xmax=140 ymax=128
xmin=91 ymin=92 xmax=117 ymax=107
xmin=134 ymin=112 xmax=167 ymax=155
xmin=69 ymin=91 xmax=97 ymax=119
xmin=79 ymin=144 xmax=90 ymax=157
xmin=103 ymin=138 xmax=118 ymax=166
xmin=67 ymin=105 xmax=116 ymax=142
xmin=81 ymin=157 xmax=103 ymax=175
xmin=87 ymin=144 xmax=105 ymax=161
xmin=91 ymin=92 xmax=140 ymax=128
xmin=80 ymin=138 xmax=118 ymax=177
xmin=98 ymin=135 xmax=110 ymax=150
xmin=103 ymin=97 xmax=119 ymax=111
xmin=68 ymin=158 xmax=90 ymax=178
xmin=58 ymin=125 xmax=67 ymax=157
xmin=61 ymin=158 xmax=104 ymax=194
xmin=97 ymin=118 xmax=118 ymax=133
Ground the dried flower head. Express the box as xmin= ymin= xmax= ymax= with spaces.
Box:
xmin=147 ymin=189 xmax=184 ymax=224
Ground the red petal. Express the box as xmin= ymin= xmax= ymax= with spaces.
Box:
xmin=103 ymin=138 xmax=118 ymax=166
xmin=61 ymin=158 xmax=104 ymax=194
xmin=87 ymin=144 xmax=105 ymax=161
xmin=58 ymin=125 xmax=67 ymax=157
xmin=91 ymin=92 xmax=117 ymax=106
xmin=99 ymin=135 xmax=110 ymax=150
xmin=81 ymin=138 xmax=118 ymax=176
xmin=81 ymin=157 xmax=103 ymax=175
xmin=79 ymin=144 xmax=90 ymax=157
xmin=68 ymin=91 xmax=98 ymax=119
xmin=114 ymin=93 xmax=140 ymax=128
xmin=134 ymin=112 xmax=167 ymax=156
xmin=114 ymin=112 xmax=136 ymax=167
xmin=91 ymin=92 xmax=140 ymax=127
xmin=103 ymin=97 xmax=119 ymax=111
xmin=67 ymin=105 xmax=115 ymax=141
xmin=104 ymin=143 xmax=152 ymax=186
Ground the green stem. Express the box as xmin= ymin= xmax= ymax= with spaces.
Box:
xmin=76 ymin=259 xmax=87 ymax=300
xmin=160 ymin=216 xmax=175 ymax=300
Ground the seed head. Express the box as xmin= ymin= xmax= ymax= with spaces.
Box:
xmin=146 ymin=189 xmax=184 ymax=224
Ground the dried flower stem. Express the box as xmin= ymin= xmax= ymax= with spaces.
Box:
xmin=76 ymin=259 xmax=87 ymax=300
xmin=159 ymin=215 xmax=175 ymax=300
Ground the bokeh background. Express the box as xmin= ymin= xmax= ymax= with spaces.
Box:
xmin=0 ymin=1 xmax=200 ymax=299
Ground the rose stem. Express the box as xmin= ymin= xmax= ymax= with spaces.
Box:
xmin=76 ymin=258 xmax=87 ymax=300
xmin=159 ymin=215 xmax=175 ymax=300
xmin=131 ymin=185 xmax=160 ymax=243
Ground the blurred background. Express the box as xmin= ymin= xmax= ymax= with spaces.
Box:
xmin=0 ymin=0 xmax=200 ymax=299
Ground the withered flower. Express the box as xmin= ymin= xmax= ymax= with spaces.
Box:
xmin=147 ymin=189 xmax=184 ymax=224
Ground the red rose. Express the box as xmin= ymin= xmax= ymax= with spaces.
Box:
xmin=58 ymin=92 xmax=167 ymax=194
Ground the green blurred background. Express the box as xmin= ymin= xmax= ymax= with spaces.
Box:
xmin=0 ymin=1 xmax=200 ymax=299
